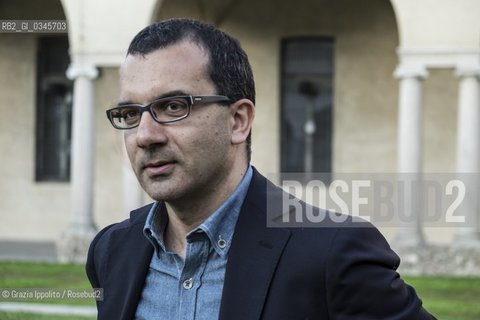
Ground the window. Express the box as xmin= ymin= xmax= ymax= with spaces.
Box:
xmin=281 ymin=38 xmax=334 ymax=177
xmin=35 ymin=36 xmax=73 ymax=182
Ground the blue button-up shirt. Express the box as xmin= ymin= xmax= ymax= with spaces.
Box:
xmin=135 ymin=166 xmax=253 ymax=320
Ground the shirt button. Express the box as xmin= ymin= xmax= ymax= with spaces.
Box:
xmin=182 ymin=278 xmax=193 ymax=290
xmin=218 ymin=239 xmax=227 ymax=249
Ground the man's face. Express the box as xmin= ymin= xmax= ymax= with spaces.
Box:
xmin=120 ymin=41 xmax=235 ymax=202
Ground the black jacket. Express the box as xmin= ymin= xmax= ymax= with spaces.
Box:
xmin=86 ymin=168 xmax=435 ymax=319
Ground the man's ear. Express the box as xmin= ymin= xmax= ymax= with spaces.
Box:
xmin=230 ymin=99 xmax=255 ymax=145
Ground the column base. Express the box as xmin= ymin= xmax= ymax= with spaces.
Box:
xmin=452 ymin=231 xmax=480 ymax=249
xmin=57 ymin=224 xmax=97 ymax=263
xmin=395 ymin=245 xmax=480 ymax=276
xmin=392 ymin=228 xmax=426 ymax=249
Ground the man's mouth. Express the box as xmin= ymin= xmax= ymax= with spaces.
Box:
xmin=143 ymin=161 xmax=176 ymax=176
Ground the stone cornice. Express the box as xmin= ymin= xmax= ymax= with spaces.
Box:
xmin=397 ymin=47 xmax=480 ymax=70
xmin=66 ymin=62 xmax=99 ymax=80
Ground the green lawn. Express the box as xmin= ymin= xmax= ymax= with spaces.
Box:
xmin=0 ymin=261 xmax=94 ymax=306
xmin=0 ymin=312 xmax=95 ymax=320
xmin=404 ymin=276 xmax=480 ymax=320
xmin=1 ymin=262 xmax=480 ymax=319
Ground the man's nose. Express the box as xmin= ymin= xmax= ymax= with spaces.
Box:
xmin=135 ymin=111 xmax=168 ymax=148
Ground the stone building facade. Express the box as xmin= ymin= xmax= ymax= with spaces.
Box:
xmin=0 ymin=0 xmax=479 ymax=273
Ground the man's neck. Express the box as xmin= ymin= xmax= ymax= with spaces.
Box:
xmin=164 ymin=163 xmax=249 ymax=258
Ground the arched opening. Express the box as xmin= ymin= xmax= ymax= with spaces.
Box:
xmin=0 ymin=0 xmax=72 ymax=247
xmin=152 ymin=0 xmax=400 ymax=175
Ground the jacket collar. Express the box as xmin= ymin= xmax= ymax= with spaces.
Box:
xmin=219 ymin=167 xmax=291 ymax=320
xmin=103 ymin=204 xmax=154 ymax=320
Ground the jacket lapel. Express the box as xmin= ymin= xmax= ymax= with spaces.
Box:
xmin=219 ymin=169 xmax=291 ymax=320
xmin=103 ymin=205 xmax=154 ymax=320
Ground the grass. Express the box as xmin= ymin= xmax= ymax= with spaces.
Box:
xmin=0 ymin=261 xmax=94 ymax=306
xmin=404 ymin=276 xmax=480 ymax=320
xmin=0 ymin=312 xmax=95 ymax=320
xmin=1 ymin=262 xmax=480 ymax=319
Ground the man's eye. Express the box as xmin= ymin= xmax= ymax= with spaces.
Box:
xmin=162 ymin=101 xmax=187 ymax=115
xmin=123 ymin=110 xmax=139 ymax=119
xmin=116 ymin=109 xmax=140 ymax=124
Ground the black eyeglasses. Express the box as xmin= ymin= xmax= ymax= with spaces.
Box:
xmin=106 ymin=95 xmax=232 ymax=129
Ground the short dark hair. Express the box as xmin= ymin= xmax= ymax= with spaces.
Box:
xmin=127 ymin=18 xmax=255 ymax=161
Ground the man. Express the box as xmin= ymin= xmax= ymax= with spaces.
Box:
xmin=87 ymin=18 xmax=435 ymax=319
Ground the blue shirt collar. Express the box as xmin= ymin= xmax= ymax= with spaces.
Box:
xmin=144 ymin=166 xmax=253 ymax=257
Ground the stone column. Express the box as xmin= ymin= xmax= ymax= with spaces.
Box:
xmin=393 ymin=65 xmax=428 ymax=248
xmin=122 ymin=145 xmax=145 ymax=216
xmin=453 ymin=66 xmax=480 ymax=248
xmin=58 ymin=61 xmax=99 ymax=263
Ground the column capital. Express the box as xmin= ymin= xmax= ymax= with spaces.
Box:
xmin=66 ymin=62 xmax=99 ymax=80
xmin=455 ymin=64 xmax=480 ymax=79
xmin=394 ymin=63 xmax=428 ymax=80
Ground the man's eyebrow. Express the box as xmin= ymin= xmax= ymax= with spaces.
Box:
xmin=116 ymin=90 xmax=190 ymax=106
